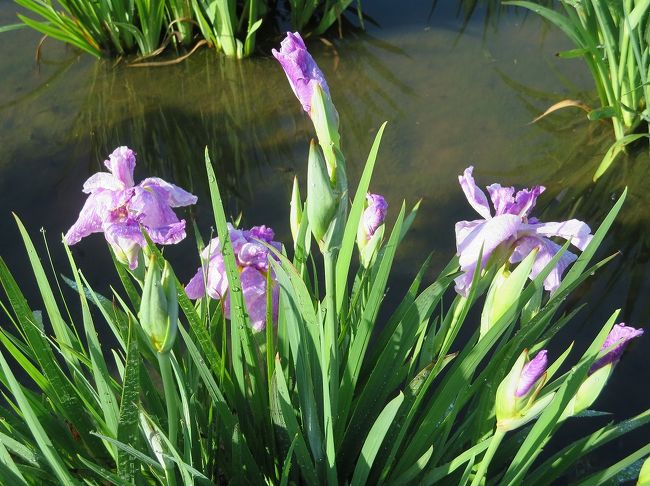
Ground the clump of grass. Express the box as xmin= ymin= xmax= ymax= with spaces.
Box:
xmin=508 ymin=0 xmax=650 ymax=180
xmin=11 ymin=0 xmax=365 ymax=59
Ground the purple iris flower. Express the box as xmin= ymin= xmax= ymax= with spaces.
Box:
xmin=515 ymin=350 xmax=548 ymax=397
xmin=590 ymin=323 xmax=644 ymax=373
xmin=362 ymin=193 xmax=388 ymax=240
xmin=64 ymin=146 xmax=197 ymax=269
xmin=455 ymin=166 xmax=592 ymax=296
xmin=185 ymin=224 xmax=281 ymax=331
xmin=272 ymin=32 xmax=330 ymax=114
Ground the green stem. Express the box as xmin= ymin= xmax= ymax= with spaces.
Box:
xmin=470 ymin=428 xmax=505 ymax=486
xmin=323 ymin=250 xmax=339 ymax=485
xmin=158 ymin=352 xmax=178 ymax=486
xmin=158 ymin=353 xmax=178 ymax=444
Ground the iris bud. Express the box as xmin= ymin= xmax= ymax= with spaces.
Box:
xmin=140 ymin=254 xmax=178 ymax=354
xmin=496 ymin=349 xmax=552 ymax=431
xmin=357 ymin=193 xmax=388 ymax=267
xmin=307 ymin=140 xmax=338 ymax=244
xmin=480 ymin=249 xmax=537 ymax=339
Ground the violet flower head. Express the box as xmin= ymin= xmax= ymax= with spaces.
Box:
xmin=64 ymin=147 xmax=197 ymax=269
xmin=590 ymin=323 xmax=644 ymax=373
xmin=185 ymin=224 xmax=282 ymax=331
xmin=362 ymin=193 xmax=388 ymax=240
xmin=272 ymin=32 xmax=330 ymax=114
xmin=515 ymin=350 xmax=548 ymax=397
xmin=454 ymin=166 xmax=593 ymax=296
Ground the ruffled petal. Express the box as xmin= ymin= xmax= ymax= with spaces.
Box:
xmin=205 ymin=254 xmax=229 ymax=300
xmin=511 ymin=236 xmax=576 ymax=293
xmin=130 ymin=185 xmax=180 ymax=229
xmin=104 ymin=146 xmax=136 ymax=188
xmin=509 ymin=186 xmax=545 ymax=217
xmin=139 ymin=177 xmax=198 ymax=207
xmin=185 ymin=269 xmax=207 ymax=299
xmin=238 ymin=241 xmax=270 ymax=271
xmin=240 ymin=267 xmax=270 ymax=331
xmin=82 ymin=172 xmax=124 ymax=193
xmin=457 ymin=214 xmax=521 ymax=269
xmin=455 ymin=214 xmax=521 ymax=297
xmin=64 ymin=191 xmax=117 ymax=245
xmin=104 ymin=220 xmax=145 ymax=270
xmin=530 ymin=219 xmax=593 ymax=251
xmin=486 ymin=184 xmax=515 ymax=216
xmin=146 ymin=220 xmax=187 ymax=245
xmin=458 ymin=166 xmax=492 ymax=219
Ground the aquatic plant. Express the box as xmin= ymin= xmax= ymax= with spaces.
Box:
xmin=508 ymin=0 xmax=650 ymax=180
xmin=11 ymin=0 xmax=365 ymax=59
xmin=0 ymin=32 xmax=649 ymax=485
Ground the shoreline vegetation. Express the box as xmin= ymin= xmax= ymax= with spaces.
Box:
xmin=5 ymin=0 xmax=363 ymax=60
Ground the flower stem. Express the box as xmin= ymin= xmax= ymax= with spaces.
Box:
xmin=158 ymin=352 xmax=178 ymax=485
xmin=323 ymin=250 xmax=339 ymax=485
xmin=470 ymin=428 xmax=505 ymax=486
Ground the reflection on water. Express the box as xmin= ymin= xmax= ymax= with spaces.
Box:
xmin=1 ymin=0 xmax=650 ymax=471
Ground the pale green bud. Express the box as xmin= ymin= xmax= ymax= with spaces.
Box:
xmin=139 ymin=255 xmax=178 ymax=354
xmin=290 ymin=176 xmax=302 ymax=243
xmin=480 ymin=249 xmax=538 ymax=339
xmin=563 ymin=364 xmax=613 ymax=418
xmin=307 ymin=140 xmax=338 ymax=244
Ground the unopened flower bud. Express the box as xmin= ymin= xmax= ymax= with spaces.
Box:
xmin=481 ymin=249 xmax=537 ymax=339
xmin=356 ymin=193 xmax=387 ymax=267
xmin=307 ymin=140 xmax=338 ymax=244
xmin=590 ymin=323 xmax=643 ymax=373
xmin=496 ymin=349 xmax=551 ymax=431
xmin=140 ymin=255 xmax=178 ymax=354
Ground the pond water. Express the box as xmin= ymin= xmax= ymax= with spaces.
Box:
xmin=1 ymin=0 xmax=649 ymax=475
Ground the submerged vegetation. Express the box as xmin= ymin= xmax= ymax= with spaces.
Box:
xmin=509 ymin=0 xmax=650 ymax=180
xmin=11 ymin=0 xmax=362 ymax=59
xmin=0 ymin=32 xmax=648 ymax=485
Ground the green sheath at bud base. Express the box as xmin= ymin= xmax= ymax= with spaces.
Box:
xmin=140 ymin=255 xmax=178 ymax=354
xmin=310 ymin=83 xmax=340 ymax=180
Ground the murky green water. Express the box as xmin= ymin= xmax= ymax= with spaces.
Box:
xmin=2 ymin=0 xmax=649 ymax=472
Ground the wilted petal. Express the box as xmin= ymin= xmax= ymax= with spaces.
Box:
xmin=515 ymin=350 xmax=548 ymax=397
xmin=64 ymin=191 xmax=117 ymax=245
xmin=459 ymin=166 xmax=492 ymax=219
xmin=590 ymin=323 xmax=644 ymax=372
xmin=104 ymin=220 xmax=144 ymax=270
xmin=531 ymin=219 xmax=593 ymax=251
xmin=511 ymin=236 xmax=576 ymax=293
xmin=104 ymin=146 xmax=136 ymax=188
xmin=140 ymin=177 xmax=198 ymax=207
xmin=272 ymin=32 xmax=330 ymax=113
